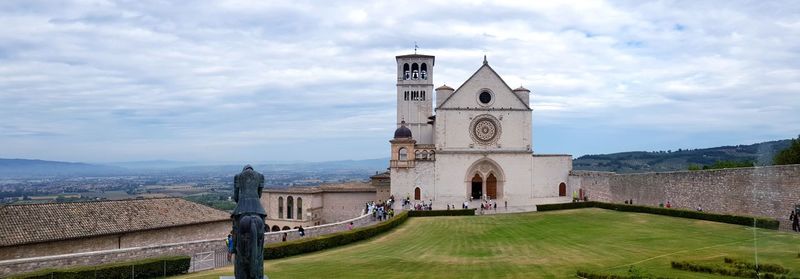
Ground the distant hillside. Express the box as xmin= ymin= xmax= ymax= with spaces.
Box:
xmin=0 ymin=159 xmax=127 ymax=177
xmin=573 ymin=139 xmax=792 ymax=173
xmin=0 ymin=158 xmax=390 ymax=178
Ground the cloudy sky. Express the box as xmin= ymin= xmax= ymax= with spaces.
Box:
xmin=1 ymin=1 xmax=798 ymax=163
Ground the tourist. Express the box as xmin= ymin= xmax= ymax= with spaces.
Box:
xmin=791 ymin=210 xmax=798 ymax=232
xmin=348 ymin=221 xmax=354 ymax=230
xmin=226 ymin=232 xmax=234 ymax=262
xmin=504 ymin=200 xmax=507 ymax=209
xmin=493 ymin=202 xmax=497 ymax=211
xmin=298 ymin=226 xmax=305 ymax=237
xmin=666 ymin=201 xmax=671 ymax=208
xmin=696 ymin=205 xmax=703 ymax=212
xmin=282 ymin=232 xmax=287 ymax=242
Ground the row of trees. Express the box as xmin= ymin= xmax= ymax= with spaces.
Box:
xmin=773 ymin=135 xmax=800 ymax=165
xmin=687 ymin=135 xmax=799 ymax=170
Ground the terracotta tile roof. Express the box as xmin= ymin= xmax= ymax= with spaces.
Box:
xmin=0 ymin=198 xmax=230 ymax=247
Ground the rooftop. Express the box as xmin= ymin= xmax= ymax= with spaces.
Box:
xmin=0 ymin=198 xmax=230 ymax=247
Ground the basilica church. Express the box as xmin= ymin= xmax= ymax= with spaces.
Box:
xmin=388 ymin=53 xmax=574 ymax=209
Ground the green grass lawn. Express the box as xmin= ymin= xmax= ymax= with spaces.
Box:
xmin=176 ymin=208 xmax=800 ymax=278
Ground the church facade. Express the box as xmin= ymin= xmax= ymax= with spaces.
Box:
xmin=389 ymin=54 xmax=574 ymax=209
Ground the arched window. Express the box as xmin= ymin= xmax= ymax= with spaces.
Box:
xmin=399 ymin=147 xmax=408 ymax=160
xmin=429 ymin=150 xmax=435 ymax=160
xmin=297 ymin=197 xmax=303 ymax=220
xmin=415 ymin=150 xmax=421 ymax=159
xmin=271 ymin=225 xmax=280 ymax=232
xmin=404 ymin=91 xmax=409 ymax=101
xmin=282 ymin=226 xmax=290 ymax=231
xmin=403 ymin=63 xmax=410 ymax=80
xmin=287 ymin=196 xmax=294 ymax=219
xmin=421 ymin=63 xmax=428 ymax=79
xmin=414 ymin=187 xmax=421 ymax=200
xmin=265 ymin=224 xmax=270 ymax=232
xmin=411 ymin=63 xmax=419 ymax=79
xmin=421 ymin=150 xmax=428 ymax=160
xmin=278 ymin=197 xmax=284 ymax=219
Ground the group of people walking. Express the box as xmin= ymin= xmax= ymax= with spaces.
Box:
xmin=366 ymin=198 xmax=394 ymax=221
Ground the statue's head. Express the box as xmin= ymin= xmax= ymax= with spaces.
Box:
xmin=243 ymin=164 xmax=254 ymax=172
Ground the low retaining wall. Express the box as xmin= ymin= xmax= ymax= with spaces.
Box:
xmin=0 ymin=212 xmax=374 ymax=277
xmin=0 ymin=238 xmax=221 ymax=277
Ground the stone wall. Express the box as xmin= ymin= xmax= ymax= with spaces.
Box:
xmin=0 ymin=221 xmax=229 ymax=260
xmin=571 ymin=165 xmax=800 ymax=230
xmin=0 ymin=238 xmax=223 ymax=277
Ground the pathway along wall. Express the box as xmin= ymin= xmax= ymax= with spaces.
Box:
xmin=571 ymin=164 xmax=800 ymax=230
xmin=0 ymin=213 xmax=375 ymax=277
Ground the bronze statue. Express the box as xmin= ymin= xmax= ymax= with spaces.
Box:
xmin=232 ymin=165 xmax=266 ymax=279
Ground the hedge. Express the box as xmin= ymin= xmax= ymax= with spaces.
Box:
xmin=671 ymin=261 xmax=790 ymax=279
xmin=537 ymin=201 xmax=780 ymax=230
xmin=9 ymin=255 xmax=190 ymax=279
xmin=576 ymin=270 xmax=671 ymax=279
xmin=265 ymin=211 xmax=409 ymax=259
xmin=723 ymin=258 xmax=789 ymax=274
xmin=407 ymin=208 xmax=476 ymax=217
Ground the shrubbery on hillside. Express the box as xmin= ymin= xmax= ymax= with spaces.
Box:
xmin=773 ymin=135 xmax=800 ymax=165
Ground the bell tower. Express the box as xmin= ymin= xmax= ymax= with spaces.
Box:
xmin=395 ymin=54 xmax=434 ymax=144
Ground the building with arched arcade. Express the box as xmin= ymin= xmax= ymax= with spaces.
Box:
xmin=258 ymin=182 xmax=384 ymax=231
xmin=389 ymin=54 xmax=574 ymax=209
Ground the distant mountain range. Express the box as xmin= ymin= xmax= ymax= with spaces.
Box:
xmin=0 ymin=139 xmax=793 ymax=177
xmin=0 ymin=158 xmax=390 ymax=178
xmin=572 ymin=139 xmax=792 ymax=173
xmin=0 ymin=159 xmax=128 ymax=177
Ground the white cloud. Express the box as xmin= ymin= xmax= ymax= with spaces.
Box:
xmin=0 ymin=0 xmax=798 ymax=162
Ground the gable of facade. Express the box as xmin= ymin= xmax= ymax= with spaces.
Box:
xmin=437 ymin=63 xmax=530 ymax=111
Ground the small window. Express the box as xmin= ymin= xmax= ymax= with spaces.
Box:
xmin=479 ymin=91 xmax=492 ymax=104
xmin=404 ymin=91 xmax=409 ymax=101
xmin=297 ymin=197 xmax=303 ymax=220
xmin=421 ymin=150 xmax=428 ymax=160
xmin=399 ymin=147 xmax=408 ymax=160
xmin=278 ymin=197 xmax=284 ymax=219
xmin=287 ymin=196 xmax=294 ymax=219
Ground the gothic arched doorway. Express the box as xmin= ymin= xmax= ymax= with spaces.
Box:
xmin=414 ymin=187 xmax=421 ymax=200
xmin=471 ymin=174 xmax=483 ymax=200
xmin=465 ymin=158 xmax=505 ymax=201
xmin=559 ymin=182 xmax=567 ymax=197
xmin=486 ymin=174 xmax=497 ymax=199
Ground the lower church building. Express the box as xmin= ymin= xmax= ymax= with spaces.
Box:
xmin=388 ymin=54 xmax=574 ymax=209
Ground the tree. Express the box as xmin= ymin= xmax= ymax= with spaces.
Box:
xmin=774 ymin=135 xmax=800 ymax=165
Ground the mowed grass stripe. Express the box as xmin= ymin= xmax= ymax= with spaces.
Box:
xmin=175 ymin=208 xmax=800 ymax=279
